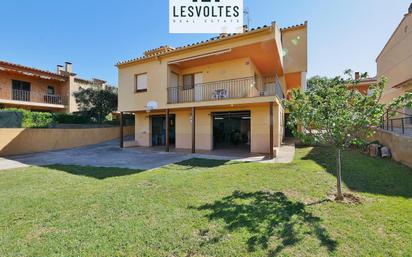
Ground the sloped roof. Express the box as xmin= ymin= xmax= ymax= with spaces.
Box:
xmin=0 ymin=60 xmax=67 ymax=81
xmin=116 ymin=22 xmax=307 ymax=67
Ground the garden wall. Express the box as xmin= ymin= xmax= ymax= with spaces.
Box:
xmin=0 ymin=126 xmax=134 ymax=156
xmin=370 ymin=129 xmax=412 ymax=168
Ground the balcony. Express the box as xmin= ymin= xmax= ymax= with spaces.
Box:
xmin=167 ymin=76 xmax=284 ymax=104
xmin=0 ymin=88 xmax=66 ymax=107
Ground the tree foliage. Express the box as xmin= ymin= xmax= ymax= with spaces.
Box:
xmin=306 ymin=75 xmax=334 ymax=91
xmin=73 ymin=87 xmax=118 ymax=124
xmin=286 ymin=71 xmax=387 ymax=147
xmin=285 ymin=70 xmax=412 ymax=200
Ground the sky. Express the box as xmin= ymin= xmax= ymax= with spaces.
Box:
xmin=0 ymin=0 xmax=410 ymax=85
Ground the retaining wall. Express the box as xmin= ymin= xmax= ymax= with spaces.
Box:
xmin=0 ymin=126 xmax=134 ymax=156
xmin=371 ymin=129 xmax=412 ymax=167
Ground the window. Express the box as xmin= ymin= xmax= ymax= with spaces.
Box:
xmin=12 ymin=80 xmax=31 ymax=101
xmin=47 ymin=86 xmax=55 ymax=95
xmin=12 ymin=80 xmax=31 ymax=91
xmin=183 ymin=74 xmax=194 ymax=90
xmin=135 ymin=73 xmax=148 ymax=92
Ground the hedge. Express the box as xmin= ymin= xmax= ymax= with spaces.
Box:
xmin=0 ymin=109 xmax=128 ymax=128
xmin=53 ymin=113 xmax=90 ymax=124
xmin=0 ymin=108 xmax=53 ymax=128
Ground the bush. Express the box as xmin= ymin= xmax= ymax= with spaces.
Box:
xmin=0 ymin=108 xmax=53 ymax=128
xmin=25 ymin=111 xmax=53 ymax=128
xmin=53 ymin=113 xmax=90 ymax=124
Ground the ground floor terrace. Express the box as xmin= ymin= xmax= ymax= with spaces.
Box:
xmin=122 ymin=101 xmax=285 ymax=158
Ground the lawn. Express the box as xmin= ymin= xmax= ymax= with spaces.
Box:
xmin=0 ymin=147 xmax=411 ymax=257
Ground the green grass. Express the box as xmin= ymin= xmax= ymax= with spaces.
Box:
xmin=0 ymin=147 xmax=411 ymax=257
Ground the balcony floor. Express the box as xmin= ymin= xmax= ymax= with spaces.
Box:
xmin=0 ymin=98 xmax=66 ymax=109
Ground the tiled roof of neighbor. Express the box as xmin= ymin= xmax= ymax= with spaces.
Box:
xmin=0 ymin=60 xmax=67 ymax=80
xmin=74 ymin=77 xmax=107 ymax=85
xmin=116 ymin=22 xmax=307 ymax=66
xmin=0 ymin=60 xmax=107 ymax=85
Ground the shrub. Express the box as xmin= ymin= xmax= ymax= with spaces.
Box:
xmin=0 ymin=108 xmax=53 ymax=128
xmin=53 ymin=113 xmax=90 ymax=124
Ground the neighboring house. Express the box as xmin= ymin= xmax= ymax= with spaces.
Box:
xmin=376 ymin=2 xmax=412 ymax=115
xmin=347 ymin=72 xmax=377 ymax=95
xmin=117 ymin=22 xmax=308 ymax=155
xmin=0 ymin=60 xmax=109 ymax=113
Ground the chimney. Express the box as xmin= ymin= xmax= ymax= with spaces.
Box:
xmin=56 ymin=65 xmax=64 ymax=74
xmin=355 ymin=72 xmax=360 ymax=80
xmin=65 ymin=62 xmax=73 ymax=73
xmin=243 ymin=25 xmax=248 ymax=33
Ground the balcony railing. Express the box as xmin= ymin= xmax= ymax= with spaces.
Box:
xmin=381 ymin=110 xmax=412 ymax=137
xmin=167 ymin=76 xmax=284 ymax=104
xmin=0 ymin=88 xmax=65 ymax=106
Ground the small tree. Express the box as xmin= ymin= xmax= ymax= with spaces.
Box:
xmin=285 ymin=70 xmax=411 ymax=201
xmin=74 ymin=87 xmax=118 ymax=124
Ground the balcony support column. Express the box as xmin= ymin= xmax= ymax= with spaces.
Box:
xmin=269 ymin=102 xmax=274 ymax=159
xmin=120 ymin=112 xmax=124 ymax=149
xmin=165 ymin=109 xmax=170 ymax=152
xmin=192 ymin=107 xmax=196 ymax=153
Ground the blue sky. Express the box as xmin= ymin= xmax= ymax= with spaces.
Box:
xmin=0 ymin=0 xmax=410 ymax=85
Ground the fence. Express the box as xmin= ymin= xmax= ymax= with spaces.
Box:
xmin=381 ymin=110 xmax=412 ymax=137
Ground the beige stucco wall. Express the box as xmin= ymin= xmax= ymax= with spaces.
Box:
xmin=0 ymin=126 xmax=134 ymax=156
xmin=377 ymin=13 xmax=412 ymax=104
xmin=282 ymin=26 xmax=308 ymax=74
xmin=132 ymin=103 xmax=283 ymax=153
xmin=370 ymin=129 xmax=412 ymax=167
xmin=179 ymin=57 xmax=256 ymax=82
xmin=117 ymin=28 xmax=280 ymax=113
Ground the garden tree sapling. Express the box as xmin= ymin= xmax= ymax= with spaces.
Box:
xmin=285 ymin=70 xmax=412 ymax=201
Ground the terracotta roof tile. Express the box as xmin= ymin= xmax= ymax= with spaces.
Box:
xmin=0 ymin=60 xmax=67 ymax=81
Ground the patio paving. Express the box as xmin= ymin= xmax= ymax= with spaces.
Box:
xmin=0 ymin=139 xmax=295 ymax=171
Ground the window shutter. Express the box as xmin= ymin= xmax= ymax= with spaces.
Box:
xmin=136 ymin=74 xmax=148 ymax=90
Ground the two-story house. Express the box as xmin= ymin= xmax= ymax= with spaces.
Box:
xmin=377 ymin=3 xmax=412 ymax=112
xmin=0 ymin=61 xmax=109 ymax=113
xmin=117 ymin=22 xmax=308 ymax=156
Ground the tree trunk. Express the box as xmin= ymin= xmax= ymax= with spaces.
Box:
xmin=336 ymin=148 xmax=344 ymax=200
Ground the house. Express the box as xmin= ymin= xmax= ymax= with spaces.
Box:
xmin=117 ymin=22 xmax=308 ymax=156
xmin=376 ymin=2 xmax=412 ymax=116
xmin=347 ymin=72 xmax=377 ymax=95
xmin=0 ymin=60 xmax=109 ymax=113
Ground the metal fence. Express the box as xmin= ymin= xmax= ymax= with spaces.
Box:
xmin=167 ymin=76 xmax=284 ymax=104
xmin=381 ymin=110 xmax=412 ymax=137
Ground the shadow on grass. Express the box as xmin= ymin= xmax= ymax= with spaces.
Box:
xmin=302 ymin=146 xmax=412 ymax=198
xmin=169 ymin=158 xmax=236 ymax=170
xmin=46 ymin=165 xmax=144 ymax=180
xmin=193 ymin=191 xmax=337 ymax=256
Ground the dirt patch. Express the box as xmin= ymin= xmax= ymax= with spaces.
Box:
xmin=25 ymin=226 xmax=57 ymax=241
xmin=328 ymin=192 xmax=362 ymax=204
